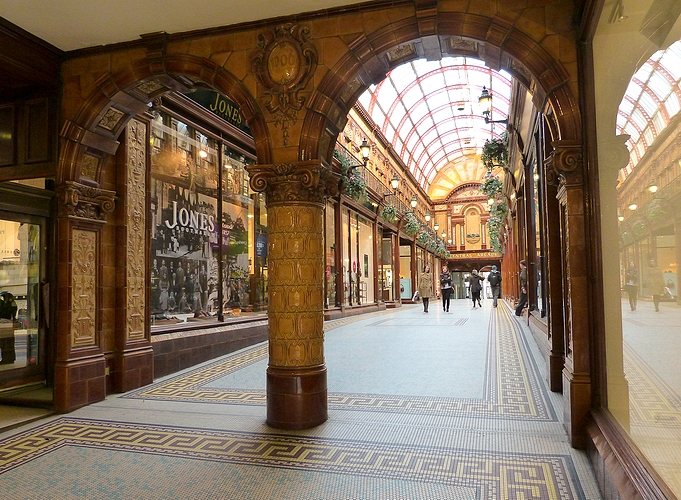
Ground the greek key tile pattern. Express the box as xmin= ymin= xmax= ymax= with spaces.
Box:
xmin=125 ymin=306 xmax=553 ymax=420
xmin=624 ymin=344 xmax=681 ymax=427
xmin=0 ymin=418 xmax=584 ymax=499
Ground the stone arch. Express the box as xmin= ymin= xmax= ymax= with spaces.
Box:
xmin=59 ymin=51 xmax=271 ymax=185
xmin=300 ymin=9 xmax=580 ymax=168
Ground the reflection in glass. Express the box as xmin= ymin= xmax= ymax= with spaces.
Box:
xmin=0 ymin=220 xmax=40 ymax=370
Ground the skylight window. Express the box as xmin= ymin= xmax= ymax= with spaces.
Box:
xmin=357 ymin=57 xmax=512 ymax=192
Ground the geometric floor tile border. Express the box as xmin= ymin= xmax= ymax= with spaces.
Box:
xmin=125 ymin=304 xmax=555 ymax=420
xmin=0 ymin=418 xmax=585 ymax=500
xmin=624 ymin=343 xmax=681 ymax=428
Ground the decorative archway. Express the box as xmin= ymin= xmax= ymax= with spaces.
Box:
xmin=54 ymin=39 xmax=271 ymax=412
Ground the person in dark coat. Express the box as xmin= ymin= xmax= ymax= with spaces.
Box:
xmin=469 ymin=269 xmax=484 ymax=309
xmin=439 ymin=265 xmax=453 ymax=312
xmin=515 ymin=260 xmax=527 ymax=316
xmin=624 ymin=262 xmax=638 ymax=311
xmin=487 ymin=265 xmax=502 ymax=308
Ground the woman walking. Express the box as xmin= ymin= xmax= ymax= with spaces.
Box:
xmin=648 ymin=259 xmax=665 ymax=312
xmin=440 ymin=265 xmax=452 ymax=312
xmin=469 ymin=269 xmax=484 ymax=309
xmin=419 ymin=265 xmax=433 ymax=313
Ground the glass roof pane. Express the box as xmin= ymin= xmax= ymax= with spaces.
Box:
xmin=638 ymin=91 xmax=658 ymax=115
xmin=630 ymin=108 xmax=647 ymax=129
xmin=408 ymin=101 xmax=429 ymax=124
xmin=652 ymin=111 xmax=666 ymax=133
xmin=357 ymin=90 xmax=371 ymax=109
xmin=401 ymin=86 xmax=423 ymax=110
xmin=413 ymin=59 xmax=442 ymax=77
xmin=416 ymin=117 xmax=434 ymax=135
xmin=377 ymin=90 xmax=398 ymax=113
xmin=432 ymin=108 xmax=453 ymax=124
xmin=661 ymin=46 xmax=681 ymax=79
xmin=634 ymin=62 xmax=655 ymax=82
xmin=421 ymin=74 xmax=445 ymax=95
xmin=389 ymin=103 xmax=406 ymax=126
xmin=624 ymin=80 xmax=643 ymax=100
xmin=619 ymin=98 xmax=635 ymax=114
xmin=406 ymin=133 xmax=419 ymax=151
xmin=647 ymin=72 xmax=672 ymax=100
xmin=371 ymin=106 xmax=385 ymax=126
xmin=644 ymin=127 xmax=654 ymax=145
xmin=413 ymin=142 xmax=424 ymax=160
xmin=665 ymin=93 xmax=680 ymax=117
xmin=422 ymin=129 xmax=440 ymax=147
xmin=427 ymin=90 xmax=449 ymax=110
xmin=389 ymin=65 xmax=416 ymax=93
xmin=385 ymin=124 xmax=395 ymax=143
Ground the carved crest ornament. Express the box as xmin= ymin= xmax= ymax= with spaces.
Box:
xmin=251 ymin=24 xmax=318 ymax=146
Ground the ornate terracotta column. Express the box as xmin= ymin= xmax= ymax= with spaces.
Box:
xmin=247 ymin=160 xmax=339 ymax=429
xmin=54 ymin=181 xmax=115 ymax=411
xmin=113 ymin=119 xmax=154 ymax=392
xmin=547 ymin=140 xmax=591 ymax=448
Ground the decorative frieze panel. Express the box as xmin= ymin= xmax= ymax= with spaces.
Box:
xmin=72 ymin=229 xmax=97 ymax=347
xmin=126 ymin=119 xmax=147 ymax=340
xmin=57 ymin=181 xmax=116 ymax=222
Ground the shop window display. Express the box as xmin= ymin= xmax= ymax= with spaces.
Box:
xmin=149 ymin=109 xmax=265 ymax=327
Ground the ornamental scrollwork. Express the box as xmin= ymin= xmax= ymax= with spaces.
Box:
xmin=545 ymin=140 xmax=583 ymax=188
xmin=251 ymin=23 xmax=318 ymax=146
xmin=57 ymin=181 xmax=116 ymax=222
xmin=246 ymin=161 xmax=339 ymax=205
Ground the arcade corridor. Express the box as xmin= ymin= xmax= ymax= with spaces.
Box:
xmin=0 ymin=300 xmax=602 ymax=499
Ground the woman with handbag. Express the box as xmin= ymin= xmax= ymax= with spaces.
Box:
xmin=418 ymin=265 xmax=434 ymax=313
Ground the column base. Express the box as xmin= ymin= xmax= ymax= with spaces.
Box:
xmin=563 ymin=369 xmax=591 ymax=449
xmin=114 ymin=346 xmax=154 ymax=393
xmin=267 ymin=365 xmax=328 ymax=430
xmin=54 ymin=355 xmax=107 ymax=412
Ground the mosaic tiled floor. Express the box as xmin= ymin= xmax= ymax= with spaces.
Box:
xmin=0 ymin=418 xmax=583 ymax=499
xmin=124 ymin=303 xmax=555 ymax=421
xmin=0 ymin=301 xmax=601 ymax=499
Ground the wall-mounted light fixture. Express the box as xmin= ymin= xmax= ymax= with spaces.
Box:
xmin=433 ymin=221 xmax=440 ymax=232
xmin=618 ymin=212 xmax=624 ymax=222
xmin=425 ymin=212 xmax=431 ymax=223
xmin=478 ymin=86 xmax=508 ymax=126
xmin=628 ymin=202 xmax=638 ymax=211
xmin=648 ymin=180 xmax=658 ymax=193
xmin=360 ymin=139 xmax=371 ymax=166
xmin=441 ymin=231 xmax=447 ymax=239
xmin=199 ymin=150 xmax=208 ymax=159
xmin=488 ymin=197 xmax=494 ymax=205
xmin=410 ymin=196 xmax=418 ymax=209
xmin=384 ymin=173 xmax=400 ymax=199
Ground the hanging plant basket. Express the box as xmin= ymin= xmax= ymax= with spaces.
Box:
xmin=403 ymin=212 xmax=420 ymax=236
xmin=380 ymin=204 xmax=399 ymax=223
xmin=486 ymin=201 xmax=508 ymax=253
xmin=480 ymin=175 xmax=503 ymax=198
xmin=646 ymin=198 xmax=668 ymax=224
xmin=343 ymin=168 xmax=367 ymax=201
xmin=417 ymin=230 xmax=431 ymax=246
xmin=632 ymin=219 xmax=647 ymax=237
xmin=481 ymin=132 xmax=509 ymax=171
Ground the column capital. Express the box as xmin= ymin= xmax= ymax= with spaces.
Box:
xmin=246 ymin=160 xmax=339 ymax=206
xmin=56 ymin=180 xmax=116 ymax=223
xmin=546 ymin=140 xmax=583 ymax=188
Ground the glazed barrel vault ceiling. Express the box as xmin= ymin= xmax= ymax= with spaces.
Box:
xmin=1 ymin=0 xmax=512 ymax=200
xmin=357 ymin=57 xmax=511 ymax=199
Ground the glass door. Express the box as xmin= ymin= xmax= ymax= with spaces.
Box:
xmin=0 ymin=215 xmax=44 ymax=384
